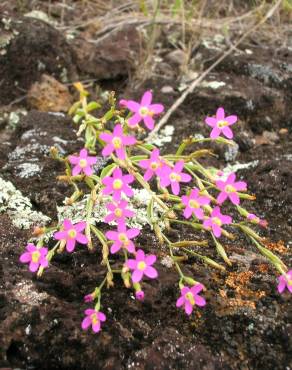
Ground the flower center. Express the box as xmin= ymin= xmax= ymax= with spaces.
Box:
xmin=114 ymin=208 xmax=123 ymax=217
xmin=217 ymin=120 xmax=229 ymax=128
xmin=138 ymin=261 xmax=146 ymax=271
xmin=150 ymin=161 xmax=159 ymax=170
xmin=118 ymin=233 xmax=129 ymax=245
xmin=68 ymin=229 xmax=77 ymax=238
xmin=287 ymin=279 xmax=292 ymax=287
xmin=225 ymin=184 xmax=236 ymax=193
xmin=112 ymin=137 xmax=122 ymax=149
xmin=212 ymin=217 xmax=222 ymax=226
xmin=79 ymin=159 xmax=87 ymax=168
xmin=91 ymin=313 xmax=99 ymax=325
xmin=170 ymin=172 xmax=181 ymax=182
xmin=31 ymin=250 xmax=40 ymax=263
xmin=113 ymin=179 xmax=123 ymax=190
xmin=185 ymin=292 xmax=195 ymax=305
xmin=189 ymin=199 xmax=199 ymax=209
xmin=139 ymin=106 xmax=149 ymax=117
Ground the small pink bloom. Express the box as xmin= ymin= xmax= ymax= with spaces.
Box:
xmin=135 ymin=290 xmax=145 ymax=301
xmin=216 ymin=172 xmax=247 ymax=205
xmin=99 ymin=124 xmax=136 ymax=160
xmin=139 ymin=148 xmax=164 ymax=181
xmin=54 ymin=219 xmax=88 ymax=252
xmin=181 ymin=188 xmax=210 ymax=220
xmin=106 ymin=225 xmax=140 ymax=254
xmin=203 ymin=206 xmax=232 ymax=237
xmin=104 ymin=200 xmax=135 ymax=227
xmin=119 ymin=99 xmax=128 ymax=107
xmin=81 ymin=309 xmax=106 ymax=333
xmin=84 ymin=293 xmax=94 ymax=303
xmin=68 ymin=148 xmax=97 ymax=176
xmin=247 ymin=213 xmax=268 ymax=228
xmin=277 ymin=270 xmax=292 ymax=294
xmin=126 ymin=90 xmax=164 ymax=130
xmin=205 ymin=107 xmax=237 ymax=139
xmin=126 ymin=249 xmax=158 ymax=283
xmin=102 ymin=167 xmax=134 ymax=201
xmin=159 ymin=161 xmax=192 ymax=195
xmin=176 ymin=284 xmax=206 ymax=315
xmin=19 ymin=243 xmax=48 ymax=273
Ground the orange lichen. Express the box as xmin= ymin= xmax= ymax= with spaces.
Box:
xmin=264 ymin=240 xmax=287 ymax=254
xmin=225 ymin=271 xmax=253 ymax=289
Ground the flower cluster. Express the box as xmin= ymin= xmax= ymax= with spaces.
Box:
xmin=19 ymin=88 xmax=290 ymax=338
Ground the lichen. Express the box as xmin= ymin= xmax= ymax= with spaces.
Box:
xmin=200 ymin=81 xmax=226 ymax=90
xmin=0 ymin=176 xmax=50 ymax=229
xmin=57 ymin=188 xmax=164 ymax=231
xmin=149 ymin=125 xmax=174 ymax=147
xmin=16 ymin=163 xmax=43 ymax=178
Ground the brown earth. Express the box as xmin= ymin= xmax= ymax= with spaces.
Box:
xmin=0 ymin=5 xmax=291 ymax=370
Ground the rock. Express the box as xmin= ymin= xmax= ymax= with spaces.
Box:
xmin=165 ymin=49 xmax=186 ymax=66
xmin=161 ymin=85 xmax=175 ymax=94
xmin=27 ymin=74 xmax=73 ymax=112
xmin=0 ymin=17 xmax=77 ymax=105
xmin=72 ymin=25 xmax=144 ymax=79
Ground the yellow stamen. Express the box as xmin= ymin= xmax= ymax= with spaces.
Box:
xmin=185 ymin=292 xmax=195 ymax=305
xmin=79 ymin=159 xmax=87 ymax=168
xmin=150 ymin=162 xmax=159 ymax=170
xmin=31 ymin=251 xmax=40 ymax=263
xmin=112 ymin=137 xmax=122 ymax=149
xmin=212 ymin=217 xmax=222 ymax=226
xmin=225 ymin=185 xmax=236 ymax=193
xmin=217 ymin=120 xmax=229 ymax=128
xmin=113 ymin=179 xmax=123 ymax=190
xmin=189 ymin=199 xmax=199 ymax=209
xmin=139 ymin=106 xmax=149 ymax=117
xmin=91 ymin=314 xmax=99 ymax=325
xmin=138 ymin=261 xmax=146 ymax=271
xmin=170 ymin=173 xmax=181 ymax=182
xmin=118 ymin=233 xmax=129 ymax=246
xmin=68 ymin=229 xmax=77 ymax=238
xmin=114 ymin=208 xmax=123 ymax=217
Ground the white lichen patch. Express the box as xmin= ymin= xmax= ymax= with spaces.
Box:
xmin=8 ymin=143 xmax=50 ymax=161
xmin=200 ymin=81 xmax=226 ymax=90
xmin=220 ymin=160 xmax=259 ymax=180
xmin=149 ymin=125 xmax=174 ymax=147
xmin=16 ymin=162 xmax=43 ymax=178
xmin=13 ymin=280 xmax=49 ymax=306
xmin=224 ymin=142 xmax=239 ymax=162
xmin=57 ymin=188 xmax=164 ymax=231
xmin=0 ymin=176 xmax=50 ymax=229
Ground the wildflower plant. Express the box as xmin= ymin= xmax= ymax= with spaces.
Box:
xmin=20 ymin=83 xmax=291 ymax=334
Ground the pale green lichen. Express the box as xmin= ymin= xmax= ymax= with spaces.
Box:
xmin=57 ymin=188 xmax=164 ymax=231
xmin=149 ymin=125 xmax=174 ymax=147
xmin=200 ymin=81 xmax=226 ymax=90
xmin=0 ymin=177 xmax=50 ymax=229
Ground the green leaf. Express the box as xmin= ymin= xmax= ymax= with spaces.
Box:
xmin=129 ymin=155 xmax=148 ymax=162
xmin=86 ymin=101 xmax=101 ymax=112
xmin=100 ymin=163 xmax=117 ymax=179
xmin=140 ymin=143 xmax=156 ymax=151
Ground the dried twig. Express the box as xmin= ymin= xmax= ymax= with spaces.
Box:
xmin=146 ymin=0 xmax=283 ymax=141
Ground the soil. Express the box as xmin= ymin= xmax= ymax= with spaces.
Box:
xmin=0 ymin=4 xmax=291 ymax=370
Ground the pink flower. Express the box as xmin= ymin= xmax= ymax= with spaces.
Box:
xmin=104 ymin=200 xmax=135 ymax=227
xmin=19 ymin=243 xmax=48 ymax=273
xmin=277 ymin=270 xmax=292 ymax=294
xmin=54 ymin=219 xmax=88 ymax=252
xmin=203 ymin=206 xmax=232 ymax=237
xmin=81 ymin=309 xmax=106 ymax=333
xmin=135 ymin=290 xmax=145 ymax=301
xmin=126 ymin=91 xmax=164 ymax=130
xmin=102 ymin=167 xmax=134 ymax=201
xmin=99 ymin=124 xmax=136 ymax=160
xmin=216 ymin=172 xmax=247 ymax=205
xmin=84 ymin=293 xmax=94 ymax=303
xmin=176 ymin=284 xmax=206 ymax=315
xmin=159 ymin=161 xmax=192 ymax=195
xmin=126 ymin=249 xmax=158 ymax=283
xmin=105 ymin=225 xmax=140 ymax=254
xmin=205 ymin=107 xmax=237 ymax=139
xmin=181 ymin=188 xmax=210 ymax=220
xmin=139 ymin=148 xmax=164 ymax=181
xmin=68 ymin=148 xmax=97 ymax=176
xmin=119 ymin=99 xmax=128 ymax=107
xmin=247 ymin=213 xmax=268 ymax=228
